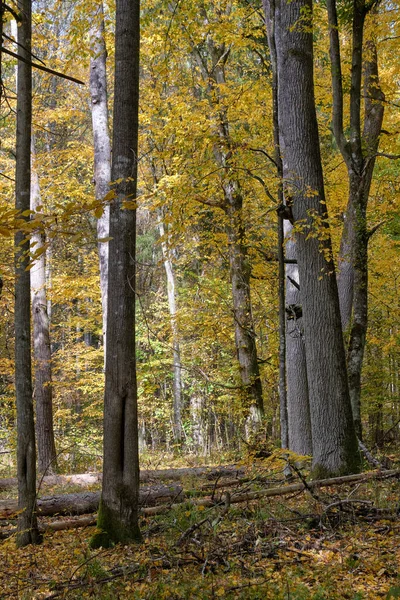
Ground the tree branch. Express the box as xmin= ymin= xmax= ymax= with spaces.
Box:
xmin=326 ymin=0 xmax=349 ymax=162
xmin=1 ymin=47 xmax=85 ymax=85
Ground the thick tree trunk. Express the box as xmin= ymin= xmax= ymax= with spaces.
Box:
xmin=89 ymin=1 xmax=111 ymax=356
xmin=91 ymin=0 xmax=142 ymax=549
xmin=284 ymin=224 xmax=312 ymax=455
xmin=14 ymin=0 xmax=41 ymax=547
xmin=272 ymin=0 xmax=360 ymax=476
xmin=159 ymin=219 xmax=183 ymax=443
xmin=30 ymin=145 xmax=57 ymax=474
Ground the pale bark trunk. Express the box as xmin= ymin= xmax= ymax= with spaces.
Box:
xmin=190 ymin=394 xmax=206 ymax=453
xmin=284 ymin=224 xmax=312 ymax=455
xmin=14 ymin=0 xmax=41 ymax=546
xmin=278 ymin=211 xmax=288 ymax=448
xmin=159 ymin=219 xmax=183 ymax=443
xmin=30 ymin=143 xmax=57 ymax=474
xmin=272 ymin=0 xmax=360 ymax=476
xmin=91 ymin=0 xmax=142 ymax=548
xmin=89 ymin=1 xmax=111 ymax=356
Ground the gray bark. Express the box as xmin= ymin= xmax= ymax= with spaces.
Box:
xmin=159 ymin=219 xmax=183 ymax=443
xmin=91 ymin=0 xmax=142 ymax=548
xmin=264 ymin=0 xmax=310 ymax=451
xmin=190 ymin=394 xmax=206 ymax=453
xmin=89 ymin=1 xmax=111 ymax=356
xmin=14 ymin=0 xmax=41 ymax=546
xmin=30 ymin=143 xmax=57 ymax=474
xmin=272 ymin=0 xmax=360 ymax=476
xmin=327 ymin=0 xmax=384 ymax=438
xmin=284 ymin=224 xmax=312 ymax=455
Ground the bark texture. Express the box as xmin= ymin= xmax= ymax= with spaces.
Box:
xmin=89 ymin=1 xmax=111 ymax=355
xmin=272 ymin=0 xmax=360 ymax=476
xmin=327 ymin=0 xmax=384 ymax=438
xmin=264 ymin=0 xmax=311 ymax=450
xmin=30 ymin=145 xmax=57 ymax=474
xmin=14 ymin=0 xmax=41 ymax=547
xmin=284 ymin=225 xmax=312 ymax=455
xmin=91 ymin=0 xmax=142 ymax=549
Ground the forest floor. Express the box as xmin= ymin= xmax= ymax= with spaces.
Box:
xmin=1 ymin=450 xmax=400 ymax=599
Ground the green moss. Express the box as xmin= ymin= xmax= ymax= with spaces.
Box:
xmin=89 ymin=499 xmax=142 ymax=549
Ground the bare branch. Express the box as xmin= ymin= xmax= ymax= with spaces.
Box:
xmin=1 ymin=47 xmax=85 ymax=85
xmin=249 ymin=147 xmax=278 ymax=168
xmin=376 ymin=152 xmax=400 ymax=160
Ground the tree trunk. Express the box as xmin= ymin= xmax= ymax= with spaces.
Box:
xmin=14 ymin=0 xmax=41 ymax=547
xmin=284 ymin=224 xmax=312 ymax=455
xmin=91 ymin=0 xmax=142 ymax=548
xmin=263 ymin=0 xmax=309 ymax=450
xmin=327 ymin=0 xmax=384 ymax=439
xmin=272 ymin=0 xmax=360 ymax=477
xmin=192 ymin=33 xmax=264 ymax=425
xmin=225 ymin=189 xmax=264 ymax=424
xmin=30 ymin=143 xmax=57 ymax=474
xmin=89 ymin=1 xmax=111 ymax=357
xmin=159 ymin=219 xmax=183 ymax=443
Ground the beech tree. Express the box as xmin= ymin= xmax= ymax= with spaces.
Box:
xmin=89 ymin=1 xmax=111 ymax=356
xmin=263 ymin=0 xmax=311 ymax=453
xmin=269 ymin=0 xmax=360 ymax=476
xmin=30 ymin=144 xmax=57 ymax=474
xmin=91 ymin=0 xmax=142 ymax=548
xmin=14 ymin=0 xmax=41 ymax=546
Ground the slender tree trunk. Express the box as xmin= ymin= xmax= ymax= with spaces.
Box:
xmin=91 ymin=0 xmax=142 ymax=548
xmin=30 ymin=143 xmax=57 ymax=474
xmin=225 ymin=188 xmax=264 ymax=424
xmin=284 ymin=224 xmax=312 ymax=455
xmin=272 ymin=0 xmax=360 ymax=477
xmin=327 ymin=0 xmax=384 ymax=438
xmin=159 ymin=219 xmax=183 ymax=444
xmin=14 ymin=0 xmax=41 ymax=547
xmin=277 ymin=211 xmax=288 ymax=448
xmin=89 ymin=1 xmax=111 ymax=357
xmin=192 ymin=33 xmax=264 ymax=425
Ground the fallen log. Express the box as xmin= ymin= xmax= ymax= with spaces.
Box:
xmin=141 ymin=467 xmax=400 ymax=516
xmin=0 ymin=484 xmax=184 ymax=519
xmin=1 ymin=468 xmax=399 ymax=538
xmin=0 ymin=464 xmax=245 ymax=491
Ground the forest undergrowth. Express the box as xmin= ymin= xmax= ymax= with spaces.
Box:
xmin=1 ymin=451 xmax=400 ymax=599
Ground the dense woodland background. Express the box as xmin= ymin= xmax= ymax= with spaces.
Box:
xmin=0 ymin=0 xmax=399 ymax=474
xmin=0 ymin=0 xmax=400 ymax=596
